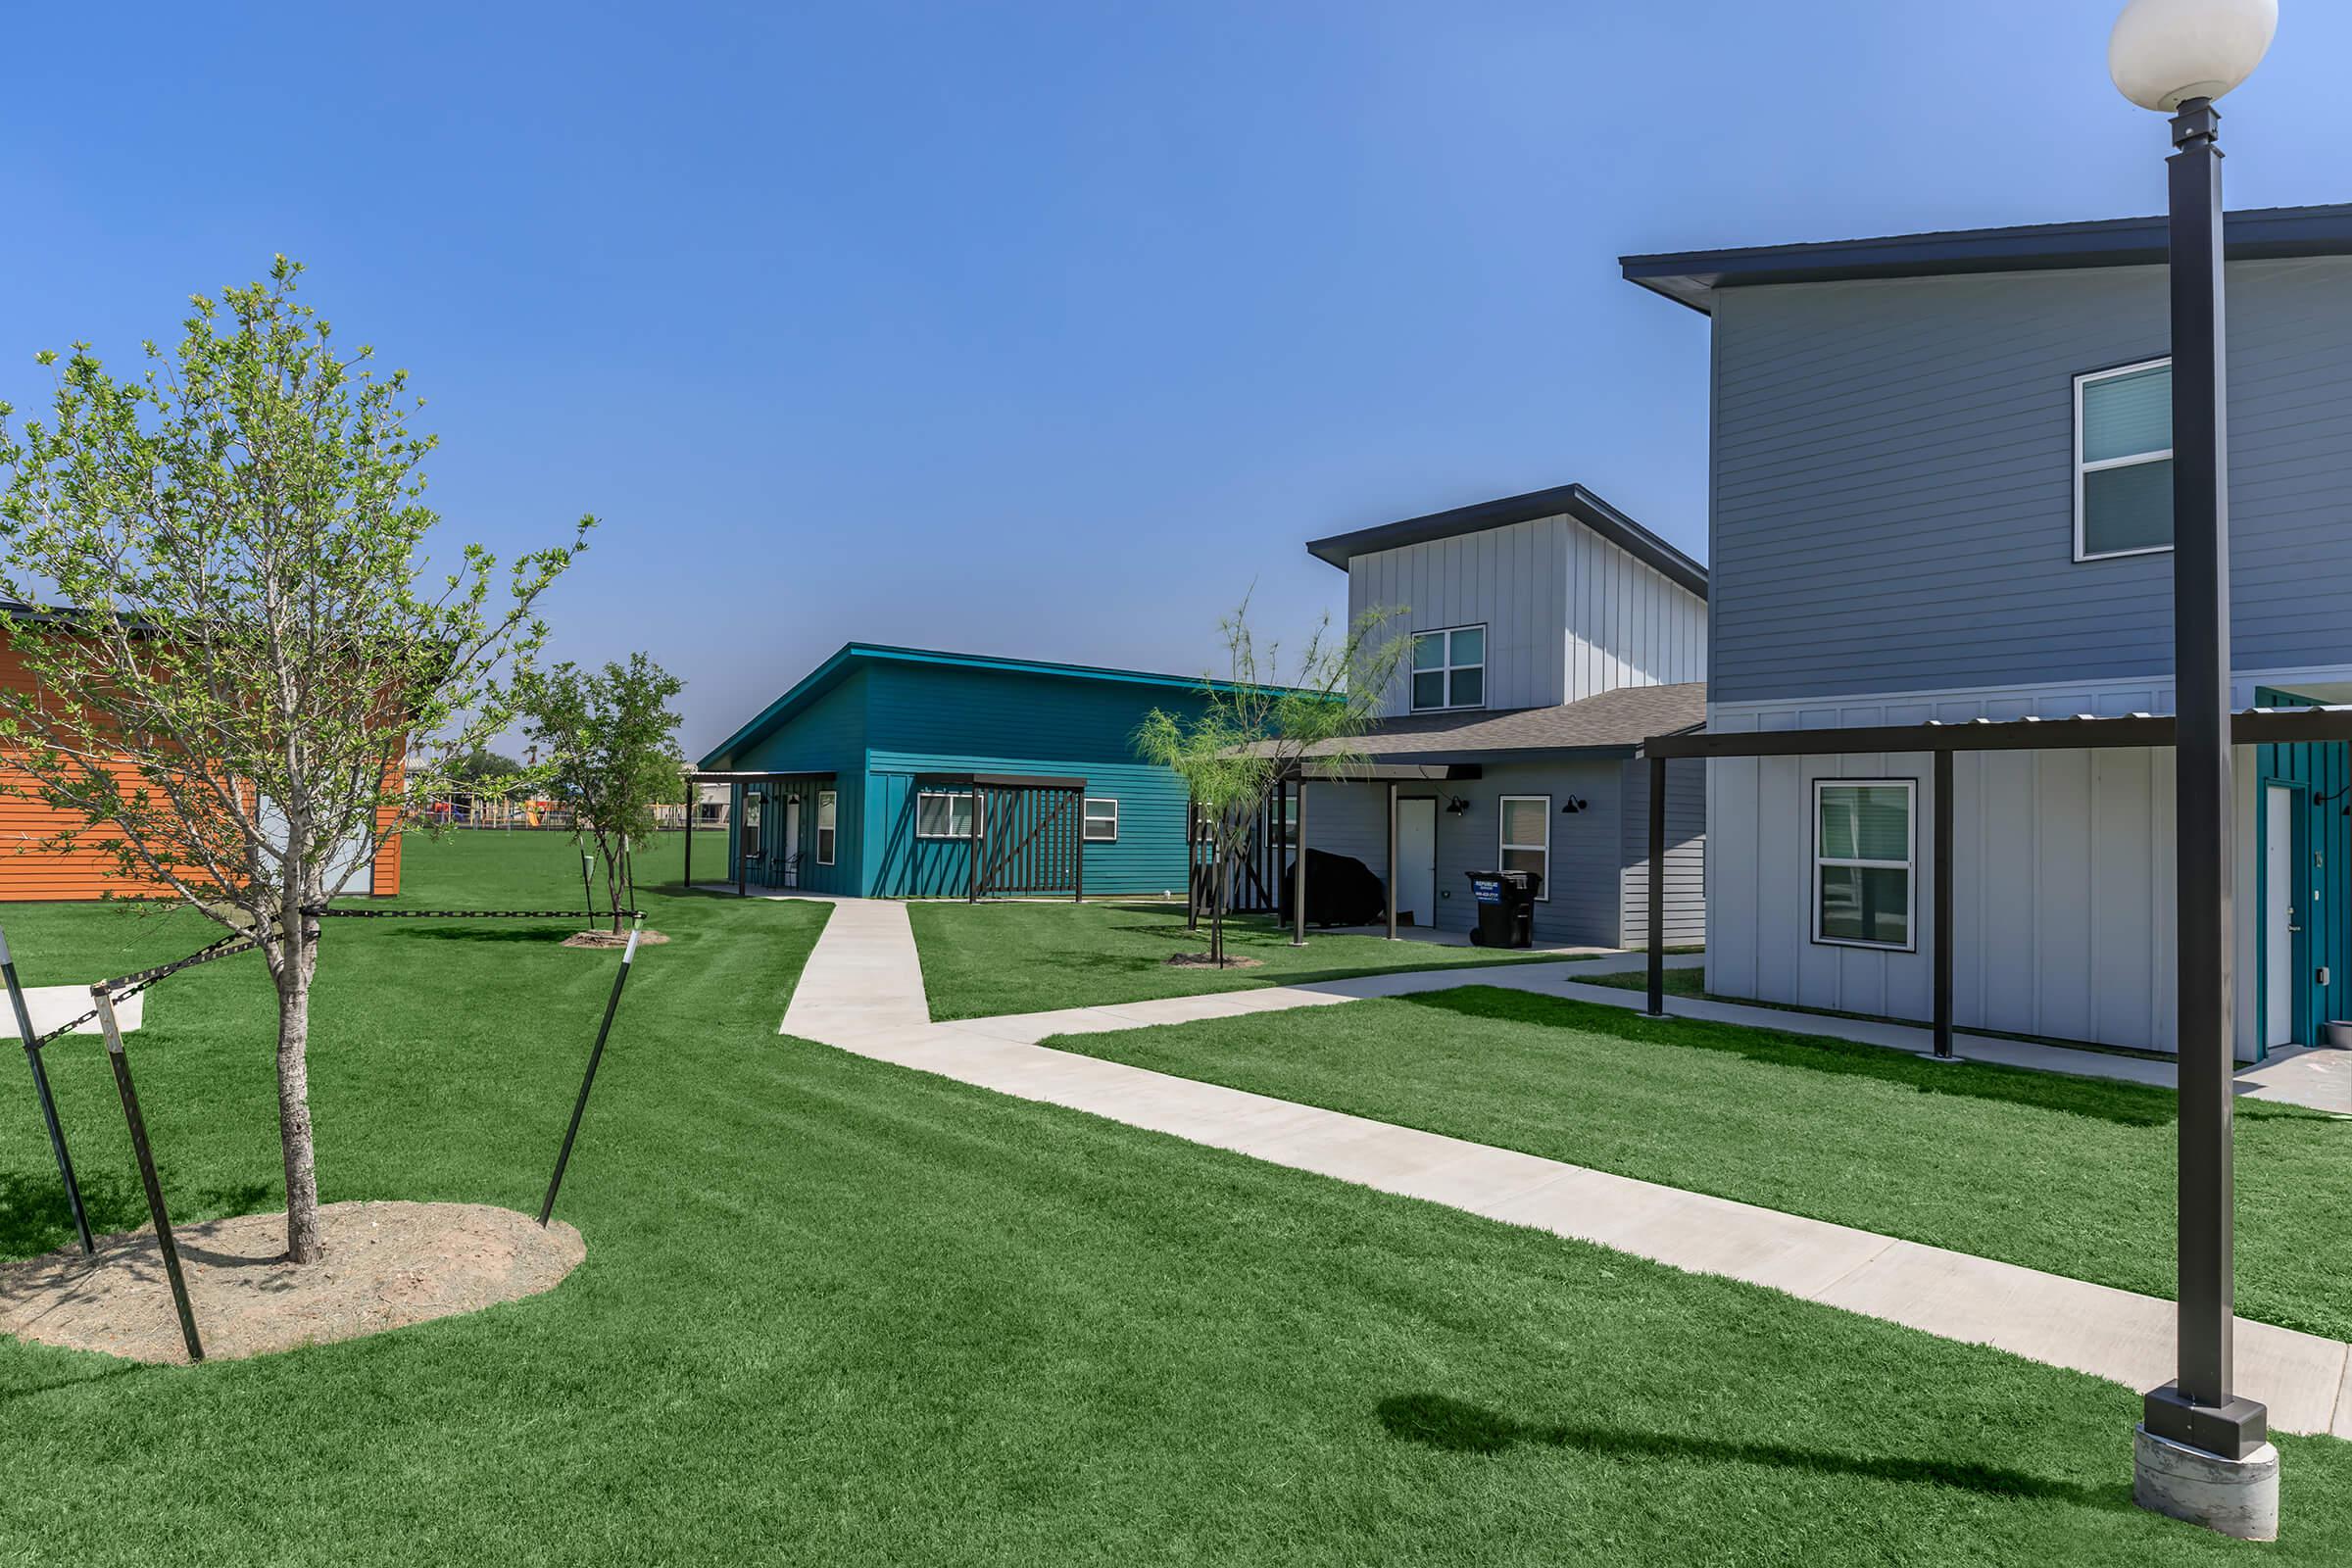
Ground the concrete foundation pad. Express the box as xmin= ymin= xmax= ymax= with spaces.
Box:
xmin=2133 ymin=1427 xmax=2278 ymax=1542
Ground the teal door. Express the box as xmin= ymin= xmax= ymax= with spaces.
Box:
xmin=2256 ymin=687 xmax=2349 ymax=1055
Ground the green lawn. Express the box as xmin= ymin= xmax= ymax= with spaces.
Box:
xmin=908 ymin=898 xmax=1582 ymax=1020
xmin=6 ymin=841 xmax=2351 ymax=1562
xmin=1047 ymin=985 xmax=2352 ymax=1343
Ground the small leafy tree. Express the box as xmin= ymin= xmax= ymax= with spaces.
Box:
xmin=0 ymin=259 xmax=587 ymax=1262
xmin=448 ymin=747 xmax=523 ymax=784
xmin=1135 ymin=598 xmax=1405 ymax=965
xmin=520 ymin=653 xmax=684 ymax=933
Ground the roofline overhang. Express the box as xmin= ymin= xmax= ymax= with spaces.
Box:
xmin=1302 ymin=483 xmax=1706 ymax=600
xmin=1620 ymin=203 xmax=2352 ymax=317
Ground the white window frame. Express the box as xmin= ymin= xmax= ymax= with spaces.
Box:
xmin=2074 ymin=357 xmax=2175 ymax=564
xmin=1083 ymin=796 xmax=1119 ymax=843
xmin=1811 ymin=777 xmax=1917 ymax=953
xmin=915 ymin=790 xmax=978 ymax=840
xmin=816 ymin=790 xmax=838 ymax=865
xmin=1409 ymin=624 xmax=1488 ymax=713
xmin=1498 ymin=793 xmax=1550 ymax=904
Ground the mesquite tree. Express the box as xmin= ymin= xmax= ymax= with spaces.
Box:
xmin=0 ymin=259 xmax=587 ymax=1262
xmin=1134 ymin=599 xmax=1404 ymax=965
xmin=520 ymin=654 xmax=684 ymax=933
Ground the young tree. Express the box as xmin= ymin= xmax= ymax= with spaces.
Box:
xmin=1135 ymin=599 xmax=1405 ymax=965
xmin=0 ymin=259 xmax=587 ymax=1262
xmin=519 ymin=653 xmax=684 ymax=933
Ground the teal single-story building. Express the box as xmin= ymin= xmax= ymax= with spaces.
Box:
xmin=691 ymin=643 xmax=1233 ymax=899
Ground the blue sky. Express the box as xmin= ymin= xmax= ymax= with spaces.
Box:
xmin=2 ymin=2 xmax=2346 ymax=754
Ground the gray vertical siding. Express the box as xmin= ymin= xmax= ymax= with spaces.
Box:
xmin=1301 ymin=760 xmax=1631 ymax=947
xmin=1347 ymin=514 xmax=1705 ymax=718
xmin=1710 ymin=256 xmax=2352 ymax=704
xmin=1618 ymin=757 xmax=1706 ymax=947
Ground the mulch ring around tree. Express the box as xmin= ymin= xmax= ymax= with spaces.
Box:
xmin=0 ymin=1200 xmax=585 ymax=1364
xmin=1164 ymin=953 xmax=1265 ymax=969
xmin=561 ymin=929 xmax=671 ymax=949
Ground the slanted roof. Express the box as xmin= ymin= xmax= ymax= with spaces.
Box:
xmin=697 ymin=642 xmax=1275 ymax=770
xmin=1620 ymin=202 xmax=2352 ymax=316
xmin=1302 ymin=484 xmax=1707 ymax=601
xmin=1276 ymin=681 xmax=1705 ymax=767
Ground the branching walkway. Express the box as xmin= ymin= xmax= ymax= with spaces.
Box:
xmin=778 ymin=897 xmax=2352 ymax=1439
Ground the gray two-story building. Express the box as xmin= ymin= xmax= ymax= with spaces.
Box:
xmin=1291 ymin=483 xmax=1709 ymax=949
xmin=1624 ymin=204 xmax=2352 ymax=1059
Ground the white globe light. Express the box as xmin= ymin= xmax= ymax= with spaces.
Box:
xmin=2110 ymin=0 xmax=2278 ymax=112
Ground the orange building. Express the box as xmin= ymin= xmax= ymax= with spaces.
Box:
xmin=0 ymin=642 xmax=403 ymax=903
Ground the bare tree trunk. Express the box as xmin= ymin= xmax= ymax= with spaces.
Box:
xmin=274 ymin=933 xmax=323 ymax=1262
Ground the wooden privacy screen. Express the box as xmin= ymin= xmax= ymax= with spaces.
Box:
xmin=1188 ymin=788 xmax=1285 ymax=915
xmin=970 ymin=778 xmax=1085 ymax=902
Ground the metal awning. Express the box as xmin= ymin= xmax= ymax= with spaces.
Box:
xmin=911 ymin=772 xmax=1085 ymax=790
xmin=688 ymin=769 xmax=837 ymax=782
xmin=1642 ymin=705 xmax=2352 ymax=760
xmin=1629 ymin=702 xmax=2352 ymax=1057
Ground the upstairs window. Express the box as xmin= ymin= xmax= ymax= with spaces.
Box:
xmin=916 ymin=790 xmax=978 ymax=840
xmin=1083 ymin=797 xmax=1119 ymax=842
xmin=1410 ymin=625 xmax=1486 ymax=711
xmin=1813 ymin=780 xmax=1915 ymax=951
xmin=2077 ymin=359 xmax=2173 ymax=561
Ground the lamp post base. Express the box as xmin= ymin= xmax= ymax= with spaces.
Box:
xmin=2133 ymin=1427 xmax=2278 ymax=1542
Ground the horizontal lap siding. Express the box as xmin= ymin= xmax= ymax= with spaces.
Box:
xmin=1619 ymin=757 xmax=1706 ymax=946
xmin=1301 ymin=761 xmax=1627 ymax=946
xmin=862 ymin=663 xmax=1209 ymax=898
xmin=1711 ymin=257 xmax=2352 ymax=704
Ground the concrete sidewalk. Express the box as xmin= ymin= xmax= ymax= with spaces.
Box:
xmin=1556 ymin=976 xmax=2352 ymax=1115
xmin=769 ymin=898 xmax=2352 ymax=1439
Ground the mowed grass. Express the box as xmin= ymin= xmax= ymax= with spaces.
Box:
xmin=1048 ymin=986 xmax=2352 ymax=1342
xmin=908 ymin=898 xmax=1581 ymax=1020
xmin=5 ymin=841 xmax=2351 ymax=1562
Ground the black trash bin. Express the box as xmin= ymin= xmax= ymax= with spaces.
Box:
xmin=1465 ymin=869 xmax=1544 ymax=947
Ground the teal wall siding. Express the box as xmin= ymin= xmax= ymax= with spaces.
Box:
xmin=2257 ymin=686 xmax=2349 ymax=1048
xmin=716 ymin=666 xmax=870 ymax=896
xmin=859 ymin=662 xmax=1207 ymax=898
xmin=706 ymin=655 xmax=1211 ymax=899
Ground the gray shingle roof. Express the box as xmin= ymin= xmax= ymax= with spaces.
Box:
xmin=1278 ymin=681 xmax=1705 ymax=763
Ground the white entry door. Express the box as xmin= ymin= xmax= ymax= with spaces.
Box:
xmin=1395 ymin=799 xmax=1438 ymax=926
xmin=2265 ymin=785 xmax=2297 ymax=1051
xmin=783 ymin=797 xmax=803 ymax=889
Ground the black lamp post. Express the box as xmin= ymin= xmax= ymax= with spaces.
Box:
xmin=2109 ymin=0 xmax=2279 ymax=1539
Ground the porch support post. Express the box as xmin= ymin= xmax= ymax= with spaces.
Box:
xmin=967 ymin=783 xmax=981 ymax=903
xmin=1934 ymin=748 xmax=1956 ymax=1059
xmin=1186 ymin=795 xmax=1200 ymax=930
xmin=683 ymin=780 xmax=694 ymax=891
xmin=735 ymin=784 xmax=747 ymax=899
xmin=1387 ymin=780 xmax=1399 ymax=940
xmin=1645 ymin=755 xmax=1666 ymax=1017
xmin=1292 ymin=774 xmax=1308 ymax=946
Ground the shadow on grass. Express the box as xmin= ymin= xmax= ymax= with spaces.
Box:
xmin=383 ymin=926 xmax=597 ymax=946
xmin=2 ymin=1172 xmax=278 ymax=1263
xmin=0 ymin=1360 xmax=144 ymax=1406
xmin=1397 ymin=988 xmax=2185 ymax=1130
xmin=1376 ymin=1393 xmax=2128 ymax=1508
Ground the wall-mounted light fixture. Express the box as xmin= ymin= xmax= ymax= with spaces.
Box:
xmin=1560 ymin=797 xmax=1590 ymax=815
xmin=1444 ymin=796 xmax=1470 ymax=816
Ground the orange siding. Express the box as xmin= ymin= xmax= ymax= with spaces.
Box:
xmin=0 ymin=644 xmax=405 ymax=903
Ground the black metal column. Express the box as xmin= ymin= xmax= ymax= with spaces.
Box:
xmin=1934 ymin=749 xmax=1956 ymax=1060
xmin=683 ymin=786 xmax=694 ymax=889
xmin=735 ymin=785 xmax=748 ymax=898
xmin=4 ymin=926 xmax=92 ymax=1255
xmin=1186 ymin=796 xmax=1200 ymax=930
xmin=1386 ymin=781 xmax=1399 ymax=941
xmin=1292 ymin=776 xmax=1308 ymax=946
xmin=1645 ymin=755 xmax=1666 ymax=1016
xmin=94 ymin=987 xmax=202 ymax=1363
xmin=2143 ymin=97 xmax=2265 ymax=1460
